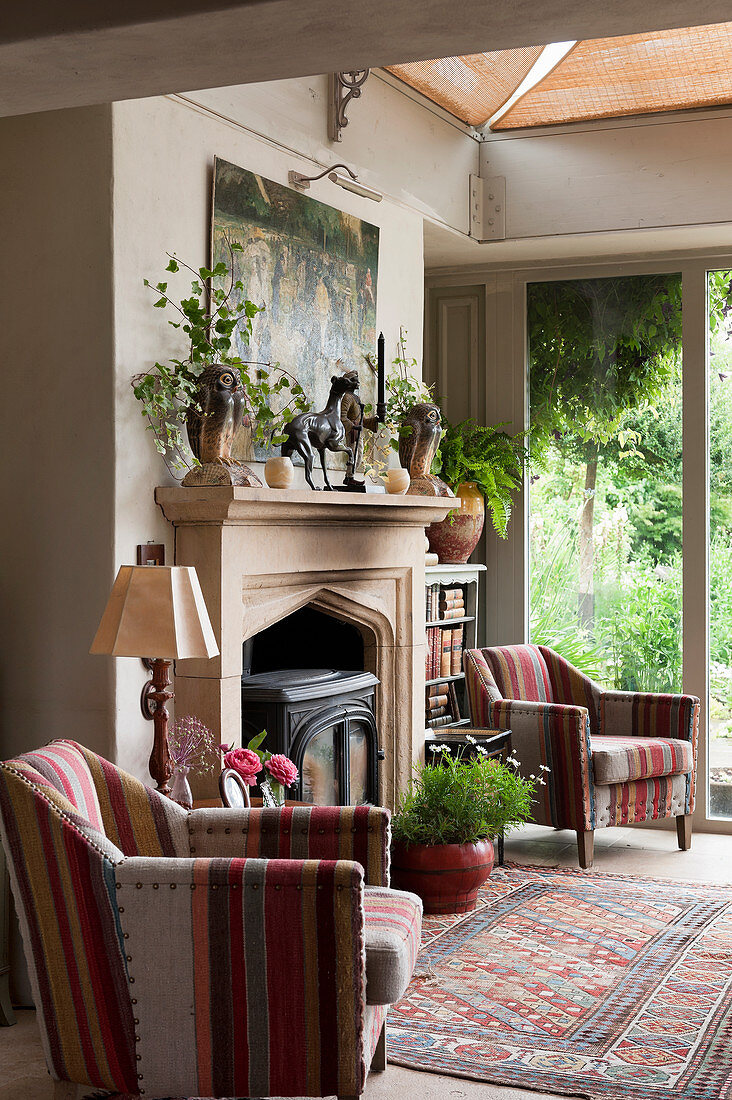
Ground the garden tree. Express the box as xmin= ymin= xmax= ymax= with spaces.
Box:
xmin=610 ymin=359 xmax=732 ymax=563
xmin=529 ymin=271 xmax=732 ymax=628
xmin=528 ymin=274 xmax=684 ymax=626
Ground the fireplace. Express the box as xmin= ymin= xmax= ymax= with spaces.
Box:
xmin=242 ymin=604 xmax=380 ymax=803
xmin=155 ymin=487 xmax=454 ymax=804
xmin=241 ymin=668 xmax=381 ymax=804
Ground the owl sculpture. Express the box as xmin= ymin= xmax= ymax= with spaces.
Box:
xmin=181 ymin=365 xmax=262 ymax=487
xmin=398 ymin=402 xmax=453 ymax=497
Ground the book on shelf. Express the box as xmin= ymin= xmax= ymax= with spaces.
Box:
xmin=440 ymin=629 xmax=453 ymax=678
xmin=439 ymin=607 xmax=465 ymax=621
xmin=448 ymin=680 xmax=461 ymax=721
xmin=451 ymin=625 xmax=464 ymax=676
xmin=426 ymin=627 xmax=435 ymax=679
xmin=427 ymin=683 xmax=448 ymax=699
xmin=425 ymin=629 xmax=438 ymax=679
xmin=426 ymin=692 xmax=448 ymax=709
xmin=427 ymin=714 xmax=454 ymax=728
xmin=441 ymin=587 xmax=463 ymax=601
xmin=439 ymin=595 xmax=464 ymax=610
xmin=426 ymin=704 xmax=448 ymax=720
xmin=425 ymin=582 xmax=440 ymax=621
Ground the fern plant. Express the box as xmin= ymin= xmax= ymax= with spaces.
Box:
xmin=433 ymin=418 xmax=527 ymax=538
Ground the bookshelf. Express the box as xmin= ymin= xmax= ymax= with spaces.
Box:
xmin=424 ymin=563 xmax=485 ymax=731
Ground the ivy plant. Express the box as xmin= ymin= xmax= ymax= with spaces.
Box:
xmin=433 ymin=418 xmax=527 ymax=538
xmin=131 ymin=236 xmax=308 ymax=474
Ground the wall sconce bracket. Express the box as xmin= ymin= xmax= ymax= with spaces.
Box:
xmin=329 ymin=70 xmax=370 ymax=142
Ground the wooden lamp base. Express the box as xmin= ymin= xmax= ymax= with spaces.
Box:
xmin=141 ymin=658 xmax=173 ymax=795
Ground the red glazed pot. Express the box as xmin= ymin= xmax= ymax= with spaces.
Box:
xmin=426 ymin=481 xmax=485 ymax=565
xmin=390 ymin=837 xmax=495 ymax=914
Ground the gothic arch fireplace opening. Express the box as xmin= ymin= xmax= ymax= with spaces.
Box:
xmin=241 ymin=604 xmax=382 ymax=805
xmin=243 ymin=605 xmax=364 ymax=676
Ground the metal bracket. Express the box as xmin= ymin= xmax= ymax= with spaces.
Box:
xmin=469 ymin=174 xmax=506 ymax=241
xmin=329 ymin=70 xmax=370 ymax=142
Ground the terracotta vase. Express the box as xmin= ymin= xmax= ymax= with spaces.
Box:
xmin=426 ymin=481 xmax=485 ymax=564
xmin=390 ymin=837 xmax=495 ymax=914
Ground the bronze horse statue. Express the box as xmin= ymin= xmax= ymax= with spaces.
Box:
xmin=281 ymin=373 xmax=358 ymax=490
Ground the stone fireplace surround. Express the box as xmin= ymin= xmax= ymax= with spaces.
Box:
xmin=155 ymin=487 xmax=454 ymax=805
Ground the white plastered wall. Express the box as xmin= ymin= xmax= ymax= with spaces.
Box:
xmin=110 ymin=78 xmax=476 ymax=776
xmin=0 ymin=73 xmax=478 ymax=781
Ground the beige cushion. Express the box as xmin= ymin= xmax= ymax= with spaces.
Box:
xmin=591 ymin=735 xmax=694 ymax=785
xmin=364 ymin=886 xmax=422 ymax=1005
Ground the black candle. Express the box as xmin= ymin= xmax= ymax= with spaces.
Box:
xmin=377 ymin=331 xmax=385 ymax=412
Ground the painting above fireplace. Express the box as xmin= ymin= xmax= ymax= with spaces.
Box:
xmin=211 ymin=156 xmax=380 ymax=465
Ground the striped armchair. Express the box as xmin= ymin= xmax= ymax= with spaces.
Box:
xmin=464 ymin=645 xmax=699 ymax=869
xmin=0 ymin=740 xmax=422 ymax=1099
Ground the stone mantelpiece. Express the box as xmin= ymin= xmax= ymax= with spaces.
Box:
xmin=155 ymin=487 xmax=454 ymax=805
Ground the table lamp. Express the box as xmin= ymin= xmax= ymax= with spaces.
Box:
xmin=90 ymin=565 xmax=219 ymax=794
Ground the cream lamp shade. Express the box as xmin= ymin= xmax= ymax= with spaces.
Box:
xmin=90 ymin=565 xmax=219 ymax=659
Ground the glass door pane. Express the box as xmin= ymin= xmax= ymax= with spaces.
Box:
xmin=301 ymin=724 xmax=341 ymax=805
xmin=708 ymin=270 xmax=732 ymax=818
xmin=527 ymin=274 xmax=683 ymax=692
xmin=348 ymin=722 xmax=370 ymax=805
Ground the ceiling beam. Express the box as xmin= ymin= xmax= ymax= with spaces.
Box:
xmin=3 ymin=0 xmax=732 ymax=117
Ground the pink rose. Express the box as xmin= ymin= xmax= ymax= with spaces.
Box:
xmin=265 ymin=754 xmax=299 ymax=788
xmin=224 ymin=747 xmax=262 ymax=786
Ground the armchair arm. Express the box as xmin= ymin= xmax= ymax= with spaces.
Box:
xmin=600 ymin=691 xmax=700 ymax=742
xmin=187 ymin=803 xmax=390 ymax=885
xmin=115 ymin=855 xmax=367 ymax=1099
xmin=477 ymin=698 xmax=595 ymax=832
xmin=600 ymin=691 xmax=700 ymax=815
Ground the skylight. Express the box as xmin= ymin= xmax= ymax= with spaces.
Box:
xmin=387 ymin=22 xmax=732 ymax=131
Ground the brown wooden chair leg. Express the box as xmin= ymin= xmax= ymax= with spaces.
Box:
xmin=53 ymin=1083 xmax=80 ymax=1100
xmin=576 ymin=829 xmax=594 ymax=869
xmin=371 ymin=1021 xmax=387 ymax=1072
xmin=676 ymin=813 xmax=692 ymax=851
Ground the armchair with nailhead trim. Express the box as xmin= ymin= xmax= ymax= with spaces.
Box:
xmin=0 ymin=740 xmax=422 ymax=1100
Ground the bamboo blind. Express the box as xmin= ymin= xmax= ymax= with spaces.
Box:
xmin=387 ymin=47 xmax=543 ymax=127
xmin=495 ymin=23 xmax=732 ymax=130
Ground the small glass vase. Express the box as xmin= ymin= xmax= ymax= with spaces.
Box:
xmin=170 ymin=765 xmax=193 ymax=809
xmin=260 ymin=777 xmax=285 ymax=807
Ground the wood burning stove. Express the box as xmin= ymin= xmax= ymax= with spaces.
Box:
xmin=240 ymin=668 xmax=382 ymax=805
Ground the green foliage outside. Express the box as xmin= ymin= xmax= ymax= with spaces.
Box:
xmin=527 ymin=269 xmax=732 ymax=753
xmin=392 ymin=748 xmax=538 ymax=846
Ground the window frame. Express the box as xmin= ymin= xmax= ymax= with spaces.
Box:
xmin=426 ymin=250 xmax=732 ymax=833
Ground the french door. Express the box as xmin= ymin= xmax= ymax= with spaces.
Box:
xmin=517 ymin=258 xmax=731 ymax=831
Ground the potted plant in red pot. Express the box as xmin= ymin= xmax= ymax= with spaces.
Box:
xmin=391 ymin=745 xmax=539 ymax=914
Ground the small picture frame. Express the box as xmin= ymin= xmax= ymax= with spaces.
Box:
xmin=218 ymin=768 xmax=251 ymax=809
xmin=137 ymin=543 xmax=166 ymax=567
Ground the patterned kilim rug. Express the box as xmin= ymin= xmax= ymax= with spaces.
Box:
xmin=388 ymin=863 xmax=732 ymax=1100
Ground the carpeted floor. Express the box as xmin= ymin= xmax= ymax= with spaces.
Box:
xmin=388 ymin=863 xmax=732 ymax=1100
